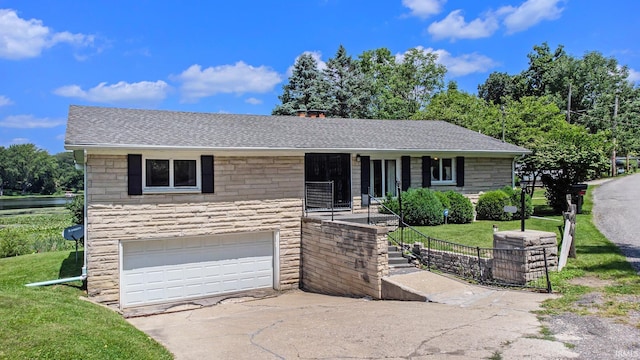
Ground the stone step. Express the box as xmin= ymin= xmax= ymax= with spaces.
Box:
xmin=388 ymin=251 xmax=402 ymax=258
xmin=389 ymin=257 xmax=409 ymax=265
xmin=389 ymin=262 xmax=415 ymax=269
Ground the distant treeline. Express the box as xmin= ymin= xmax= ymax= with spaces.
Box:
xmin=0 ymin=144 xmax=83 ymax=196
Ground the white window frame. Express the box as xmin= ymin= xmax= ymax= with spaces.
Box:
xmin=370 ymin=157 xmax=401 ymax=198
xmin=431 ymin=157 xmax=456 ymax=185
xmin=142 ymin=155 xmax=201 ymax=193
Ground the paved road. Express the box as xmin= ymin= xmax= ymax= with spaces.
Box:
xmin=592 ymin=173 xmax=640 ymax=273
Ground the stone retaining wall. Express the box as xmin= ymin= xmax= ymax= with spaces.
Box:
xmin=301 ymin=217 xmax=389 ymax=299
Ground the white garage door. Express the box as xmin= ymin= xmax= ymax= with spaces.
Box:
xmin=121 ymin=232 xmax=274 ymax=307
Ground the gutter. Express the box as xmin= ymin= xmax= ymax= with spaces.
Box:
xmin=26 ymin=149 xmax=89 ymax=288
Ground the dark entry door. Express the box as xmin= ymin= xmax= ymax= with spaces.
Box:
xmin=305 ymin=153 xmax=351 ymax=209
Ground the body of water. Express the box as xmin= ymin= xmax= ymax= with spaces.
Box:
xmin=0 ymin=196 xmax=73 ymax=210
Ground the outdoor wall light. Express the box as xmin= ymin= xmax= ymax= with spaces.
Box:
xmin=356 ymin=154 xmax=361 ymax=162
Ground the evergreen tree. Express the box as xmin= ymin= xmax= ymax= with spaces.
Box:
xmin=272 ymin=53 xmax=331 ymax=115
xmin=324 ymin=45 xmax=371 ymax=118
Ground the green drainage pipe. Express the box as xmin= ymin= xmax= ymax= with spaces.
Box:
xmin=25 ymin=267 xmax=87 ymax=287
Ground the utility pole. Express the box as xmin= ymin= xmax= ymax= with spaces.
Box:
xmin=567 ymin=83 xmax=572 ymax=123
xmin=612 ymin=95 xmax=618 ymax=177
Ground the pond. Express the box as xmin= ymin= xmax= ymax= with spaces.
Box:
xmin=0 ymin=196 xmax=73 ymax=210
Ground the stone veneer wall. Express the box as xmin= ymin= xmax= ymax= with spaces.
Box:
xmin=86 ymin=154 xmax=305 ymax=306
xmin=301 ymin=217 xmax=389 ymax=299
xmin=493 ymin=230 xmax=558 ymax=285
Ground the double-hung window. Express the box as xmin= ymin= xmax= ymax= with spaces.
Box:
xmin=431 ymin=157 xmax=455 ymax=184
xmin=370 ymin=159 xmax=399 ymax=198
xmin=144 ymin=157 xmax=200 ymax=191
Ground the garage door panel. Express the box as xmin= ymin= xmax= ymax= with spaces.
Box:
xmin=122 ymin=232 xmax=274 ymax=307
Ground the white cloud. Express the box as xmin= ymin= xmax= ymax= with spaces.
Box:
xmin=175 ymin=62 xmax=282 ymax=102
xmin=0 ymin=115 xmax=65 ymax=129
xmin=286 ymin=51 xmax=327 ymax=77
xmin=0 ymin=8 xmax=94 ymax=60
xmin=402 ymin=0 xmax=446 ymax=19
xmin=9 ymin=138 xmax=30 ymax=145
xmin=53 ymin=80 xmax=170 ymax=103
xmin=427 ymin=10 xmax=499 ymax=40
xmin=395 ymin=46 xmax=497 ymax=77
xmin=627 ymin=68 xmax=640 ymax=83
xmin=0 ymin=95 xmax=12 ymax=107
xmin=499 ymin=0 xmax=564 ymax=34
xmin=245 ymin=97 xmax=263 ymax=105
xmin=431 ymin=48 xmax=497 ymax=76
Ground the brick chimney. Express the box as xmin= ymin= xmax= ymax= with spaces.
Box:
xmin=295 ymin=109 xmax=327 ymax=118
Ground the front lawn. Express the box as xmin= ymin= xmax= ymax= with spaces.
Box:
xmin=393 ymin=185 xmax=640 ymax=326
xmin=0 ymin=250 xmax=173 ymax=359
xmin=410 ymin=215 xmax=563 ymax=248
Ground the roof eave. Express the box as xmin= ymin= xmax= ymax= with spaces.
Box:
xmin=64 ymin=142 xmax=530 ymax=157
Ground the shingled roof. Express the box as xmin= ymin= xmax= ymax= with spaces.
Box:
xmin=65 ymin=105 xmax=529 ymax=155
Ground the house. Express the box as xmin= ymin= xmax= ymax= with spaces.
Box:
xmin=64 ymin=105 xmax=529 ymax=310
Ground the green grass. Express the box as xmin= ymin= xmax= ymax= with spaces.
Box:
xmin=537 ymin=186 xmax=640 ymax=324
xmin=408 ymin=216 xmax=563 ymax=248
xmin=0 ymin=250 xmax=173 ymax=359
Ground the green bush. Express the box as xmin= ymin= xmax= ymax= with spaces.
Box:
xmin=476 ymin=190 xmax=512 ymax=221
xmin=0 ymin=228 xmax=30 ymax=257
xmin=401 ymin=188 xmax=444 ymax=226
xmin=501 ymin=186 xmax=533 ymax=219
xmin=444 ymin=191 xmax=474 ymax=224
xmin=434 ymin=191 xmax=451 ymax=210
xmin=66 ymin=195 xmax=84 ymax=225
xmin=379 ymin=193 xmax=399 ymax=214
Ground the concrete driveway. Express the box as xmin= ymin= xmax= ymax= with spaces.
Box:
xmin=129 ymin=272 xmax=579 ymax=359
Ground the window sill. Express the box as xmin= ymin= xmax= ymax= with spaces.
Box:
xmin=431 ymin=181 xmax=457 ymax=186
xmin=142 ymin=187 xmax=201 ymax=194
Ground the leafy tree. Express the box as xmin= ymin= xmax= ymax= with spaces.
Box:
xmin=358 ymin=47 xmax=397 ymax=119
xmin=0 ymin=146 xmax=6 ymax=196
xmin=416 ymin=81 xmax=501 ymax=131
xmin=477 ymin=72 xmax=518 ymax=105
xmin=272 ymin=53 xmax=331 ymax=115
xmin=359 ymin=47 xmax=446 ymax=119
xmin=3 ymin=144 xmax=57 ymax=194
xmin=533 ymin=127 xmax=610 ymax=212
xmin=55 ymin=152 xmax=84 ymax=191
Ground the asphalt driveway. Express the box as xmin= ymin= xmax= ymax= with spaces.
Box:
xmin=129 ymin=279 xmax=577 ymax=359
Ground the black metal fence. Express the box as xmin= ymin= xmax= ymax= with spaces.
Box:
xmin=387 ymin=226 xmax=552 ymax=292
xmin=368 ymin=191 xmax=552 ymax=292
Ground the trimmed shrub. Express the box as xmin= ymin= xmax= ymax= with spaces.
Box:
xmin=501 ymin=186 xmax=533 ymax=219
xmin=434 ymin=191 xmax=451 ymax=211
xmin=402 ymin=188 xmax=444 ymax=226
xmin=444 ymin=191 xmax=474 ymax=224
xmin=476 ymin=190 xmax=512 ymax=221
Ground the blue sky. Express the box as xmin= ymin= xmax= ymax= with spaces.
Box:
xmin=1 ymin=0 xmax=639 ymax=154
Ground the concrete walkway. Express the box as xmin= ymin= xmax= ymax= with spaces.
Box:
xmin=129 ymin=271 xmax=578 ymax=359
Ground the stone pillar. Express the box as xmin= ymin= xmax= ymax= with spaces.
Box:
xmin=493 ymin=230 xmax=558 ymax=285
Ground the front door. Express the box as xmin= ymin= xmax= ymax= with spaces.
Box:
xmin=305 ymin=153 xmax=351 ymax=209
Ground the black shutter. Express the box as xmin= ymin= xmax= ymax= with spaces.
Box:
xmin=360 ymin=156 xmax=370 ymax=206
xmin=456 ymin=156 xmax=465 ymax=187
xmin=201 ymin=155 xmax=214 ymax=193
xmin=127 ymin=154 xmax=142 ymax=195
xmin=401 ymin=156 xmax=411 ymax=191
xmin=422 ymin=156 xmax=431 ymax=188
